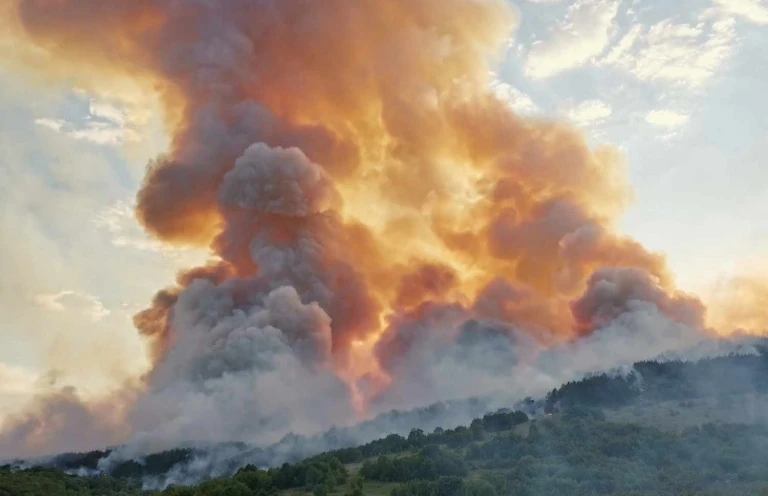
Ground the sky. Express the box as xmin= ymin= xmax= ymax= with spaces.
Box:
xmin=0 ymin=0 xmax=766 ymax=419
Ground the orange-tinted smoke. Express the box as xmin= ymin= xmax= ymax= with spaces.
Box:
xmin=708 ymin=272 xmax=768 ymax=336
xmin=9 ymin=0 xmax=706 ymax=404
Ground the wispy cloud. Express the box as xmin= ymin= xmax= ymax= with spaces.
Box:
xmin=598 ymin=14 xmax=737 ymax=89
xmin=645 ymin=109 xmax=690 ymax=128
xmin=714 ymin=0 xmax=768 ymax=25
xmin=94 ymin=201 xmax=197 ymax=258
xmin=35 ymin=98 xmax=139 ymax=145
xmin=34 ymin=291 xmax=110 ymax=322
xmin=645 ymin=109 xmax=691 ymax=141
xmin=600 ymin=24 xmax=643 ymax=67
xmin=34 ymin=118 xmax=66 ymax=132
xmin=565 ymin=99 xmax=613 ymax=126
xmin=89 ymin=100 xmax=127 ymax=126
xmin=525 ymin=0 xmax=620 ymax=79
xmin=489 ymin=72 xmax=540 ymax=115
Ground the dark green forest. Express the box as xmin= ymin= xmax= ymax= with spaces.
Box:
xmin=6 ymin=352 xmax=768 ymax=496
xmin=544 ymin=350 xmax=768 ymax=412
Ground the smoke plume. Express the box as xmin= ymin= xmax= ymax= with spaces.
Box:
xmin=1 ymin=0 xmax=765 ymax=460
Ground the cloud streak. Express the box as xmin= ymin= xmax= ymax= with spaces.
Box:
xmin=35 ymin=98 xmax=139 ymax=145
xmin=645 ymin=109 xmax=690 ymax=128
xmin=525 ymin=0 xmax=620 ymax=79
xmin=599 ymin=14 xmax=737 ymax=89
xmin=714 ymin=0 xmax=768 ymax=25
xmin=34 ymin=291 xmax=110 ymax=322
xmin=565 ymin=99 xmax=613 ymax=126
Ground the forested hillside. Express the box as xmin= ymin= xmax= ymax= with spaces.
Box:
xmin=6 ymin=351 xmax=768 ymax=496
xmin=544 ymin=349 xmax=768 ymax=412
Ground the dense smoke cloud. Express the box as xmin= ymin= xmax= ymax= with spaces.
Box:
xmin=127 ymin=282 xmax=354 ymax=452
xmin=0 ymin=387 xmax=128 ymax=459
xmin=1 ymin=0 xmax=765 ymax=461
xmin=571 ymin=268 xmax=705 ymax=335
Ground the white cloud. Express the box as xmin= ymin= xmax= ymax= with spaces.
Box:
xmin=94 ymin=201 xmax=173 ymax=253
xmin=34 ymin=117 xmax=66 ymax=132
xmin=599 ymin=15 xmax=737 ymax=89
xmin=34 ymin=291 xmax=110 ymax=322
xmin=565 ymin=99 xmax=613 ymax=125
xmin=645 ymin=109 xmax=690 ymax=128
xmin=488 ymin=73 xmax=540 ymax=115
xmin=714 ymin=0 xmax=768 ymax=25
xmin=600 ymin=24 xmax=643 ymax=66
xmin=94 ymin=201 xmax=198 ymax=258
xmin=525 ymin=0 xmax=620 ymax=79
xmin=34 ymin=98 xmax=139 ymax=145
xmin=70 ymin=122 xmax=128 ymax=145
xmin=89 ymin=100 xmax=126 ymax=126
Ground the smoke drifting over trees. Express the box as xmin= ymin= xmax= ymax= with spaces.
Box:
xmin=0 ymin=0 xmax=766 ymax=461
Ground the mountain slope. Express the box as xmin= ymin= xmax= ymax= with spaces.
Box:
xmin=8 ymin=351 xmax=768 ymax=495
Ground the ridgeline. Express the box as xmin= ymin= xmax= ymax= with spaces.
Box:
xmin=6 ymin=350 xmax=768 ymax=496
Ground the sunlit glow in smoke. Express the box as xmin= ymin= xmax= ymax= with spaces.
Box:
xmin=0 ymin=0 xmax=765 ymax=459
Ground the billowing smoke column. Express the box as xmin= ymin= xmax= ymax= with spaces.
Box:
xmin=3 ymin=0 xmax=763 ymax=459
